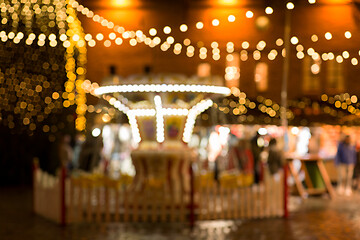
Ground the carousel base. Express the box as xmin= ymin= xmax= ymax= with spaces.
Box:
xmin=131 ymin=148 xmax=195 ymax=204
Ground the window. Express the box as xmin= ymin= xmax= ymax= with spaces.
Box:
xmin=197 ymin=63 xmax=211 ymax=77
xmin=326 ymin=60 xmax=344 ymax=92
xmin=225 ymin=53 xmax=240 ymax=88
xmin=303 ymin=56 xmax=321 ymax=93
xmin=255 ymin=62 xmax=268 ymax=92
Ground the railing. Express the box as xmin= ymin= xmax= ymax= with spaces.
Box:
xmin=33 ymin=162 xmax=287 ymax=225
xmin=196 ymin=171 xmax=285 ymax=220
xmin=33 ymin=160 xmax=66 ymax=225
xmin=67 ymin=174 xmax=190 ymax=223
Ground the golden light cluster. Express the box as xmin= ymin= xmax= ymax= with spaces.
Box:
xmin=209 ymin=87 xmax=289 ymax=125
xmin=0 ymin=0 xmax=88 ymax=136
xmin=64 ymin=2 xmax=87 ymax=131
xmin=70 ymin=0 xmax=358 ymax=72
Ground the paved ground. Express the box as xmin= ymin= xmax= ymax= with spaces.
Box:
xmin=1 ymin=187 xmax=360 ymax=240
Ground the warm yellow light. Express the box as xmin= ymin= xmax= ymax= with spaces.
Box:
xmin=212 ymin=19 xmax=220 ymax=26
xmin=226 ymin=54 xmax=234 ymax=61
xmin=153 ymin=37 xmax=161 ymax=45
xmin=129 ymin=38 xmax=137 ymax=46
xmin=174 ymin=43 xmax=182 ymax=51
xmin=114 ymin=0 xmax=130 ymax=6
xmin=296 ymin=51 xmax=305 ymax=59
xmin=342 ymin=51 xmax=350 ymax=59
xmin=213 ymin=55 xmax=220 ymax=61
xmin=186 ymin=51 xmax=194 ymax=58
xmin=345 ymin=31 xmax=352 ymax=39
xmin=336 ymin=55 xmax=343 ymax=63
xmin=296 ymin=44 xmax=304 ymax=52
xmin=149 ymin=28 xmax=157 ymax=36
xmin=88 ymin=39 xmax=96 ymax=47
xmin=312 ymin=52 xmax=320 ymax=60
xmin=135 ymin=30 xmax=143 ymax=38
xmin=311 ymin=34 xmax=318 ymax=42
xmin=352 ymin=58 xmax=358 ymax=65
xmin=196 ymin=22 xmax=204 ymax=29
xmin=290 ymin=36 xmax=299 ymax=45
xmin=183 ymin=38 xmax=191 ymax=46
xmin=246 ymin=11 xmax=254 ymax=18
xmin=253 ymin=50 xmax=261 ymax=60
xmin=199 ymin=53 xmax=207 ymax=60
xmin=325 ymin=32 xmax=332 ymax=40
xmin=220 ymin=0 xmax=237 ymax=5
xmin=311 ymin=64 xmax=320 ymax=74
xmin=286 ymin=2 xmax=294 ymax=10
xmin=265 ymin=7 xmax=273 ymax=14
xmin=307 ymin=48 xmax=315 ymax=56
xmin=268 ymin=52 xmax=276 ymax=60
xmin=256 ymin=40 xmax=266 ymax=50
xmin=328 ymin=52 xmax=334 ymax=60
xmin=96 ymin=33 xmax=104 ymax=41
xmin=321 ymin=53 xmax=329 ymax=61
xmin=276 ymin=38 xmax=283 ymax=46
xmin=211 ymin=41 xmax=219 ymax=48
xmin=84 ymin=34 xmax=92 ymax=41
xmin=163 ymin=26 xmax=171 ymax=34
xmin=115 ymin=38 xmax=123 ymax=45
xmin=228 ymin=15 xmax=236 ymax=22
xmin=180 ymin=24 xmax=188 ymax=32
xmin=166 ymin=36 xmax=174 ymax=44
xmin=109 ymin=32 xmax=116 ymax=40
xmin=351 ymin=95 xmax=358 ymax=103
xmin=308 ymin=0 xmax=316 ymax=4
xmin=242 ymin=41 xmax=249 ymax=49
xmin=104 ymin=40 xmax=111 ymax=47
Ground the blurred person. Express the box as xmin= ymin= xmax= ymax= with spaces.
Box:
xmin=267 ymin=138 xmax=284 ymax=177
xmin=335 ymin=135 xmax=356 ymax=196
xmin=58 ymin=134 xmax=73 ymax=171
xmin=352 ymin=143 xmax=360 ymax=190
xmin=251 ymin=132 xmax=264 ymax=183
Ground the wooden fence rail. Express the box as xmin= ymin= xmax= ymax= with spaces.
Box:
xmin=33 ymin=163 xmax=286 ymax=224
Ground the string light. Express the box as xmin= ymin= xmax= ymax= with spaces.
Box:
xmin=286 ymin=2 xmax=295 ymax=10
xmin=265 ymin=7 xmax=273 ymax=15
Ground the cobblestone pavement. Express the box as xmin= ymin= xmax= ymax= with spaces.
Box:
xmin=2 ymin=187 xmax=360 ymax=240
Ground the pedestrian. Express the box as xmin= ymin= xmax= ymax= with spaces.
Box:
xmin=267 ymin=138 xmax=284 ymax=177
xmin=251 ymin=132 xmax=264 ymax=183
xmin=58 ymin=134 xmax=73 ymax=172
xmin=335 ymin=135 xmax=356 ymax=196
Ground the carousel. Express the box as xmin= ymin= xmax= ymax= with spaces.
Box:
xmin=94 ymin=73 xmax=231 ymax=203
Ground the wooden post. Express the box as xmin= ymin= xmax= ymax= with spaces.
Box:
xmin=105 ymin=186 xmax=110 ymax=222
xmin=283 ymin=165 xmax=289 ymax=218
xmin=123 ymin=189 xmax=129 ymax=222
xmin=60 ymin=166 xmax=66 ymax=226
xmin=114 ymin=187 xmax=120 ymax=222
xmin=32 ymin=158 xmax=38 ymax=215
xmin=86 ymin=183 xmax=92 ymax=222
xmin=189 ymin=164 xmax=195 ymax=228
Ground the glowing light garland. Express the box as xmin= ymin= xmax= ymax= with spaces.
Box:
xmin=183 ymin=99 xmax=213 ymax=143
xmin=94 ymin=84 xmax=231 ymax=95
xmin=64 ymin=1 xmax=87 ymax=131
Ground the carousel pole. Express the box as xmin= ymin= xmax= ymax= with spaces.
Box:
xmin=281 ymin=6 xmax=291 ymax=146
xmin=281 ymin=5 xmax=292 ymax=219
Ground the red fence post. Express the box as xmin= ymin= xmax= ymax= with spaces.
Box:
xmin=60 ymin=166 xmax=66 ymax=226
xmin=283 ymin=164 xmax=289 ymax=219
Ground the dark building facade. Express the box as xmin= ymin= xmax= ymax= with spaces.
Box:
xmin=78 ymin=0 xmax=360 ymax=104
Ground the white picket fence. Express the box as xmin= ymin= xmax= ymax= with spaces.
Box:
xmin=33 ymin=164 xmax=286 ymax=225
xmin=33 ymin=164 xmax=66 ymax=224
xmin=196 ymin=171 xmax=284 ymax=220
